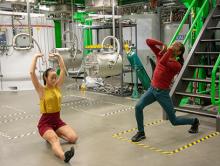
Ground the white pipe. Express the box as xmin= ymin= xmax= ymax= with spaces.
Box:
xmin=12 ymin=33 xmax=47 ymax=69
xmin=55 ymin=48 xmax=72 ymax=52
xmin=62 ymin=30 xmax=78 ymax=59
xmin=12 ymin=33 xmax=41 ymax=51
xmin=12 ymin=33 xmax=31 ymax=50
xmin=88 ymin=14 xmax=121 ymax=19
xmin=27 ymin=0 xmax=32 ymax=48
xmin=112 ymin=0 xmax=116 ymax=50
xmin=0 ymin=11 xmax=45 ymax=17
xmin=1 ymin=75 xmax=42 ymax=81
xmin=101 ymin=36 xmax=120 ymax=55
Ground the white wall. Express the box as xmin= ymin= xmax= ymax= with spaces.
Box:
xmin=0 ymin=12 xmax=55 ymax=91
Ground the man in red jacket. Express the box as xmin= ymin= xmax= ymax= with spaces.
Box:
xmin=131 ymin=38 xmax=200 ymax=142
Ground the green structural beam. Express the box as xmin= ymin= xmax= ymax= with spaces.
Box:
xmin=54 ymin=20 xmax=62 ymax=48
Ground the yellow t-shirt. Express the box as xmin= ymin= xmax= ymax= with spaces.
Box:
xmin=40 ymin=87 xmax=62 ymax=114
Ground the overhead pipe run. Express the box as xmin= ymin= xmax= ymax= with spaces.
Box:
xmin=0 ymin=11 xmax=45 ymax=17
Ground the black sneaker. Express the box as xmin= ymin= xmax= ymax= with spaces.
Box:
xmin=64 ymin=146 xmax=75 ymax=163
xmin=131 ymin=132 xmax=146 ymax=142
xmin=188 ymin=118 xmax=200 ymax=134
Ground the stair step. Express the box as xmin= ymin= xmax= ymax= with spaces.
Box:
xmin=175 ymin=92 xmax=219 ymax=100
xmin=200 ymin=39 xmax=220 ymax=42
xmin=194 ymin=52 xmax=220 ymax=55
xmin=174 ymin=106 xmax=217 ymax=118
xmin=181 ymin=78 xmax=219 ymax=83
xmin=212 ymin=15 xmax=220 ymax=19
xmin=188 ymin=65 xmax=215 ymax=68
xmin=206 ymin=27 xmax=220 ymax=30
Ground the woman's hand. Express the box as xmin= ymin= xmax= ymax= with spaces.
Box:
xmin=159 ymin=44 xmax=167 ymax=55
xmin=49 ymin=53 xmax=61 ymax=60
xmin=49 ymin=52 xmax=59 ymax=57
xmin=35 ymin=53 xmax=43 ymax=58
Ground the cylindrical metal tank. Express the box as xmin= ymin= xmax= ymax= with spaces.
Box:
xmin=97 ymin=52 xmax=122 ymax=77
xmin=85 ymin=51 xmax=122 ymax=77
xmin=84 ymin=36 xmax=122 ymax=77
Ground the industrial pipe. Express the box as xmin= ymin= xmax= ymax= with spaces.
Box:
xmin=27 ymin=0 xmax=32 ymax=49
xmin=62 ymin=30 xmax=78 ymax=59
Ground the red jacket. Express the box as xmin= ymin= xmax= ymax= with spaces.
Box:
xmin=146 ymin=39 xmax=182 ymax=89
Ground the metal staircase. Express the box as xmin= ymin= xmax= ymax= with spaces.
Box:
xmin=170 ymin=4 xmax=220 ymax=131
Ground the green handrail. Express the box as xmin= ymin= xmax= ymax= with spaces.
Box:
xmin=168 ymin=0 xmax=197 ymax=46
xmin=183 ymin=0 xmax=209 ymax=44
xmin=211 ymin=54 xmax=220 ymax=115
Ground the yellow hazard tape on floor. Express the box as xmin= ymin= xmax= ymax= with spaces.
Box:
xmin=170 ymin=132 xmax=220 ymax=154
xmin=112 ymin=119 xmax=163 ymax=137
xmin=112 ymin=120 xmax=220 ymax=155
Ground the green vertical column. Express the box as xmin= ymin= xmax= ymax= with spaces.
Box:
xmin=54 ymin=20 xmax=62 ymax=75
xmin=73 ymin=12 xmax=93 ymax=55
xmin=84 ymin=19 xmax=93 ymax=55
xmin=54 ymin=20 xmax=62 ymax=48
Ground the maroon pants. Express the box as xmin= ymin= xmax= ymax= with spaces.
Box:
xmin=37 ymin=112 xmax=66 ymax=137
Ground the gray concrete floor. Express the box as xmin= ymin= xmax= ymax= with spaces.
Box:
xmin=0 ymin=81 xmax=220 ymax=166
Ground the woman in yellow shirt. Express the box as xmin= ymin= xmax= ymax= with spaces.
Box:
xmin=30 ymin=53 xmax=78 ymax=163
